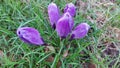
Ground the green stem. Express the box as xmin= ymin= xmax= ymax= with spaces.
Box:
xmin=51 ymin=40 xmax=64 ymax=68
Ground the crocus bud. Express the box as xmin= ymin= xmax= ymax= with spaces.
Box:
xmin=17 ymin=27 xmax=44 ymax=45
xmin=48 ymin=3 xmax=60 ymax=29
xmin=64 ymin=3 xmax=76 ymax=17
xmin=71 ymin=23 xmax=90 ymax=39
xmin=56 ymin=12 xmax=74 ymax=38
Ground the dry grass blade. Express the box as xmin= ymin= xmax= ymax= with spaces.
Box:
xmin=83 ymin=62 xmax=96 ymax=68
xmin=0 ymin=50 xmax=4 ymax=57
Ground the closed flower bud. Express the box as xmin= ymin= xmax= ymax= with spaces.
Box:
xmin=64 ymin=3 xmax=76 ymax=17
xmin=56 ymin=12 xmax=74 ymax=38
xmin=17 ymin=27 xmax=44 ymax=45
xmin=71 ymin=23 xmax=90 ymax=39
xmin=48 ymin=3 xmax=60 ymax=29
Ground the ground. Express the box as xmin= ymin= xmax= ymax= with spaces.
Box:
xmin=0 ymin=0 xmax=120 ymax=68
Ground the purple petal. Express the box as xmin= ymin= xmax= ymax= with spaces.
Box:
xmin=48 ymin=3 xmax=60 ymax=29
xmin=65 ymin=12 xmax=74 ymax=30
xmin=64 ymin=3 xmax=76 ymax=17
xmin=71 ymin=23 xmax=90 ymax=39
xmin=56 ymin=12 xmax=74 ymax=38
xmin=17 ymin=27 xmax=44 ymax=45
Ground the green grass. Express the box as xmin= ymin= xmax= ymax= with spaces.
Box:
xmin=0 ymin=0 xmax=120 ymax=68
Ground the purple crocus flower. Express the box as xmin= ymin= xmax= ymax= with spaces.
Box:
xmin=48 ymin=3 xmax=60 ymax=29
xmin=71 ymin=23 xmax=90 ymax=39
xmin=17 ymin=27 xmax=44 ymax=45
xmin=56 ymin=12 xmax=74 ymax=38
xmin=64 ymin=3 xmax=76 ymax=17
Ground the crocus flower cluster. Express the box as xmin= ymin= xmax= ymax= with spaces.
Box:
xmin=48 ymin=2 xmax=90 ymax=39
xmin=16 ymin=2 xmax=90 ymax=45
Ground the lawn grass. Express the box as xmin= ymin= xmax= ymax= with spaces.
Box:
xmin=0 ymin=0 xmax=120 ymax=68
